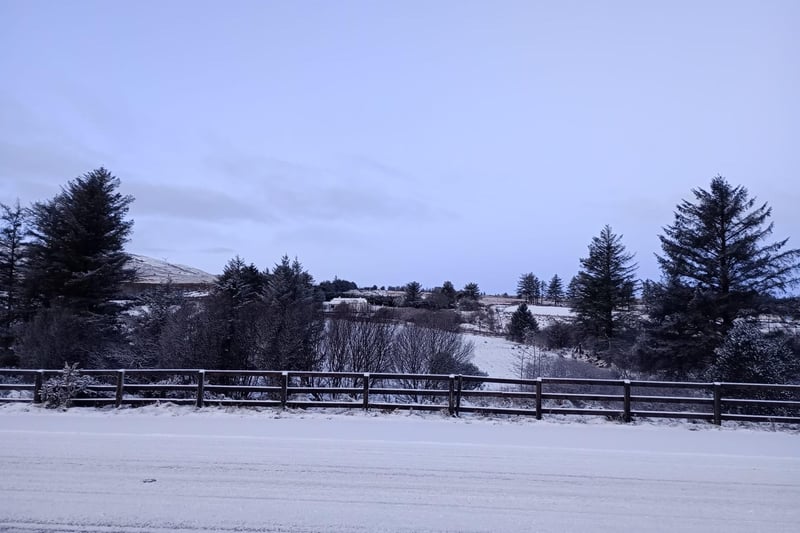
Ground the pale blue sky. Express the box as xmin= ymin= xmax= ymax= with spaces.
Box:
xmin=2 ymin=1 xmax=798 ymax=293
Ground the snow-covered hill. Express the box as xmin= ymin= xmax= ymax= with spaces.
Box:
xmin=127 ymin=254 xmax=217 ymax=285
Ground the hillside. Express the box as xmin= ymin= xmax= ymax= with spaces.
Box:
xmin=127 ymin=254 xmax=217 ymax=285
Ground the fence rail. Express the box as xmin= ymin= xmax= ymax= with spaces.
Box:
xmin=1 ymin=368 xmax=799 ymax=425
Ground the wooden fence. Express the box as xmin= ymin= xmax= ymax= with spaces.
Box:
xmin=1 ymin=368 xmax=799 ymax=425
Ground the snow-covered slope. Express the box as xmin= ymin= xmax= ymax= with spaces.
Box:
xmin=128 ymin=254 xmax=217 ymax=285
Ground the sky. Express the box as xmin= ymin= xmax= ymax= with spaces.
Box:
xmin=1 ymin=1 xmax=798 ymax=294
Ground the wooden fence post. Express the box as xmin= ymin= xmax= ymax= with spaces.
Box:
xmin=455 ymin=375 xmax=463 ymax=417
xmin=363 ymin=373 xmax=369 ymax=411
xmin=196 ymin=370 xmax=205 ymax=408
xmin=33 ymin=370 xmax=44 ymax=404
xmin=623 ymin=380 xmax=631 ymax=423
xmin=535 ymin=377 xmax=542 ymax=420
xmin=448 ymin=375 xmax=455 ymax=416
xmin=713 ymin=382 xmax=722 ymax=426
xmin=281 ymin=372 xmax=289 ymax=408
xmin=115 ymin=370 xmax=125 ymax=408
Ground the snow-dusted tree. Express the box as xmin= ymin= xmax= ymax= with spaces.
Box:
xmin=389 ymin=313 xmax=478 ymax=392
xmin=0 ymin=201 xmax=26 ymax=363
xmin=706 ymin=321 xmax=798 ymax=383
xmin=506 ymin=303 xmax=539 ymax=343
xmin=546 ymin=274 xmax=565 ymax=305
xmin=571 ymin=225 xmax=637 ymax=339
xmin=41 ymin=362 xmax=98 ymax=409
xmin=125 ymin=280 xmax=185 ymax=368
xmin=215 ymin=256 xmax=265 ymax=306
xmin=322 ymin=303 xmax=396 ymax=377
xmin=259 ymin=256 xmax=324 ymax=370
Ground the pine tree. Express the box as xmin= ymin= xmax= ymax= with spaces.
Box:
xmin=403 ymin=281 xmax=422 ymax=307
xmin=506 ymin=303 xmax=539 ymax=343
xmin=25 ymin=168 xmax=136 ymax=313
xmin=0 ymin=201 xmax=26 ymax=363
xmin=212 ymin=256 xmax=267 ymax=369
xmin=458 ymin=282 xmax=481 ymax=310
xmin=260 ymin=256 xmax=324 ymax=370
xmin=565 ymin=275 xmax=580 ymax=305
xmin=18 ymin=168 xmax=135 ymax=368
xmin=658 ymin=176 xmax=800 ymax=327
xmin=571 ymin=225 xmax=637 ymax=338
xmin=517 ymin=273 xmax=540 ymax=304
xmin=546 ymin=275 xmax=565 ymax=305
xmin=215 ymin=255 xmax=265 ymax=307
xmin=643 ymin=176 xmax=800 ymax=375
xmin=461 ymin=282 xmax=481 ymax=300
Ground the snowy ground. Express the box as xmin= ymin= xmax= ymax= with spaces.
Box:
xmin=467 ymin=332 xmax=567 ymax=381
xmin=1 ymin=404 xmax=798 ymax=532
xmin=466 ymin=333 xmax=521 ymax=379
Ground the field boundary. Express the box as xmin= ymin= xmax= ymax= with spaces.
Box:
xmin=1 ymin=368 xmax=799 ymax=424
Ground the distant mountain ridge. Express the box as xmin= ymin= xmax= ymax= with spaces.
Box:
xmin=127 ymin=254 xmax=217 ymax=285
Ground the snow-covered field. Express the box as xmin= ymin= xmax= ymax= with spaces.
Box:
xmin=466 ymin=333 xmax=521 ymax=379
xmin=1 ymin=404 xmax=798 ymax=532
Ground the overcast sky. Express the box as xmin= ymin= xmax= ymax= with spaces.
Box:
xmin=1 ymin=1 xmax=798 ymax=294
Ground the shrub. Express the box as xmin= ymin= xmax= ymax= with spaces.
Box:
xmin=41 ymin=363 xmax=97 ymax=409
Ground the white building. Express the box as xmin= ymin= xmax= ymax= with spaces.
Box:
xmin=322 ymin=297 xmax=371 ymax=314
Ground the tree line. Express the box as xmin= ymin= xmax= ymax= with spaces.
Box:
xmin=0 ymin=168 xmax=480 ymax=378
xmin=1 ymin=169 xmax=798 ymax=383
xmin=508 ymin=176 xmax=800 ymax=383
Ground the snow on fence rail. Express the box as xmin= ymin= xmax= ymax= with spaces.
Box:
xmin=1 ymin=368 xmax=799 ymax=424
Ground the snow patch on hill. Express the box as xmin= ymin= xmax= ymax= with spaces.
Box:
xmin=128 ymin=254 xmax=217 ymax=285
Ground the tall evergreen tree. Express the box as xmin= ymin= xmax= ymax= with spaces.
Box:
xmin=212 ymin=256 xmax=267 ymax=369
xmin=658 ymin=175 xmax=799 ymax=326
xmin=259 ymin=256 xmax=324 ymax=370
xmin=517 ymin=273 xmax=540 ymax=304
xmin=571 ymin=225 xmax=637 ymax=338
xmin=546 ymin=274 xmax=565 ymax=305
xmin=643 ymin=176 xmax=800 ymax=374
xmin=25 ymin=168 xmax=136 ymax=313
xmin=0 ymin=201 xmax=26 ymax=362
xmin=18 ymin=168 xmax=135 ymax=368
xmin=215 ymin=255 xmax=265 ymax=307
xmin=565 ymin=275 xmax=580 ymax=305
xmin=403 ymin=281 xmax=423 ymax=307
xmin=506 ymin=303 xmax=539 ymax=343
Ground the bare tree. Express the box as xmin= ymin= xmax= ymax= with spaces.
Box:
xmin=321 ymin=304 xmax=396 ymax=390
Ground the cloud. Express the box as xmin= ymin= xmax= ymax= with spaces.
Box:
xmin=204 ymin=151 xmax=451 ymax=223
xmin=126 ymin=182 xmax=274 ymax=223
xmin=0 ymin=95 xmax=117 ymax=203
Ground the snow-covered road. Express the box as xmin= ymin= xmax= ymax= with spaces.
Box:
xmin=1 ymin=406 xmax=798 ymax=532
